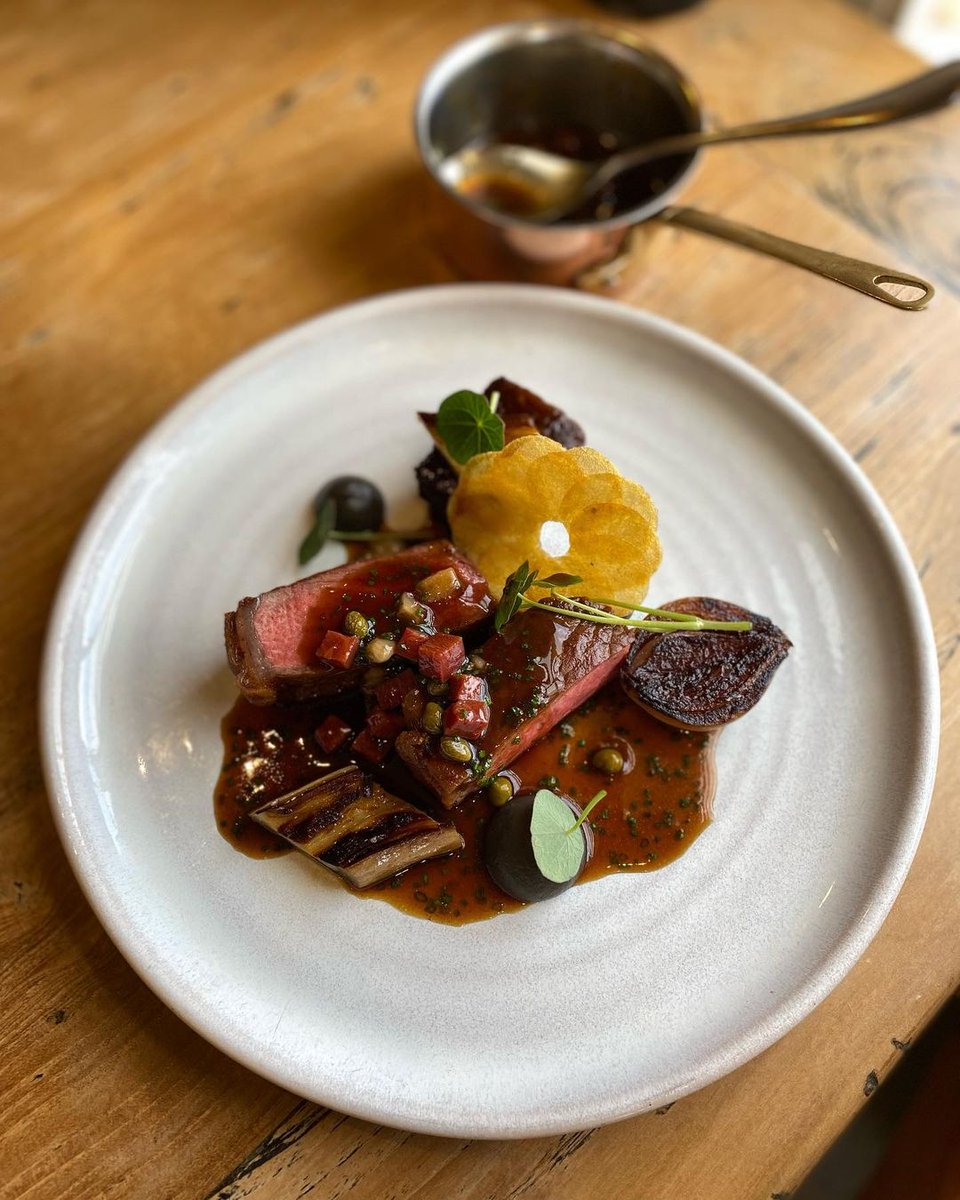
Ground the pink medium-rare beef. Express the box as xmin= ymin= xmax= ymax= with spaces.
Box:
xmin=225 ymin=541 xmax=492 ymax=704
xmin=395 ymin=602 xmax=634 ymax=807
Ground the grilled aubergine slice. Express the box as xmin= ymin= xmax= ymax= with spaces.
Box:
xmin=251 ymin=764 xmax=463 ymax=888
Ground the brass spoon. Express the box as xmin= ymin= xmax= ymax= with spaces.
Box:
xmin=440 ymin=61 xmax=960 ymax=223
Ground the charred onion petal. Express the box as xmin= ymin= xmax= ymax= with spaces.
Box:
xmin=621 ymin=597 xmax=792 ymax=729
xmin=250 ymin=764 xmax=463 ymax=888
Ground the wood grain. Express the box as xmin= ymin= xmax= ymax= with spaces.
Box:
xmin=1 ymin=1 xmax=958 ymax=1197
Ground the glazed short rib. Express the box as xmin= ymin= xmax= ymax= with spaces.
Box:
xmin=396 ymin=602 xmax=635 ymax=808
xmin=415 ymin=377 xmax=587 ymax=524
xmin=225 ymin=541 xmax=492 ymax=704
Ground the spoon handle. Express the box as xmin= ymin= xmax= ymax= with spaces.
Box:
xmin=613 ymin=60 xmax=960 ymax=168
xmin=659 ymin=206 xmax=935 ymax=310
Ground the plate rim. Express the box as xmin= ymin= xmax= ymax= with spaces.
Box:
xmin=40 ymin=282 xmax=941 ymax=1137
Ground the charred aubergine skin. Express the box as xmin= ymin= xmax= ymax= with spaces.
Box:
xmin=250 ymin=764 xmax=463 ymax=888
xmin=621 ymin=597 xmax=791 ymax=729
xmin=415 ymin=377 xmax=587 ymax=525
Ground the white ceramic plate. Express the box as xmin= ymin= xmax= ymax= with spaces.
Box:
xmin=42 ymin=285 xmax=938 ymax=1138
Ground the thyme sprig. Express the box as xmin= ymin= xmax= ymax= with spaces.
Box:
xmin=298 ymin=521 xmax=434 ymax=566
xmin=494 ymin=562 xmax=753 ymax=634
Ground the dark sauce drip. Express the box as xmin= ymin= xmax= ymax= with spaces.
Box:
xmin=457 ymin=124 xmax=690 ymax=223
xmin=215 ymin=684 xmax=714 ymax=923
xmin=214 ymin=695 xmax=362 ymax=857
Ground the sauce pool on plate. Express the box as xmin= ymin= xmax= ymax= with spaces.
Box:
xmin=214 ymin=683 xmax=715 ymax=924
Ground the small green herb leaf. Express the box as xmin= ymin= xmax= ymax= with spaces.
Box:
xmin=436 ymin=389 xmax=505 ymax=465
xmin=495 ymin=561 xmax=537 ymax=631
xmin=538 ymin=573 xmax=583 ymax=588
xmin=298 ymin=498 xmax=336 ymax=566
xmin=530 ymin=789 xmax=586 ymax=884
xmin=327 ymin=528 xmax=434 ymax=543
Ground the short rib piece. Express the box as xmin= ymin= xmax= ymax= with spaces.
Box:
xmin=415 ymin=378 xmax=587 ymax=524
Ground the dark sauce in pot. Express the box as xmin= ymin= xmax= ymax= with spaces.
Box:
xmin=215 ymin=683 xmax=714 ymax=923
xmin=457 ymin=125 xmax=689 ymax=224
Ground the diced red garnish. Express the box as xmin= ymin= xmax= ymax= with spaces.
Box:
xmin=315 ymin=714 xmax=352 ymax=753
xmin=376 ymin=668 xmax=418 ymax=711
xmin=352 ymin=728 xmax=391 ymax=764
xmin=316 ymin=629 xmax=360 ymax=669
xmin=449 ymin=673 xmax=490 ymax=706
xmin=418 ymin=632 xmax=466 ymax=682
xmin=396 ymin=627 xmax=431 ymax=660
xmin=443 ymin=699 xmax=491 ymax=739
xmin=366 ymin=708 xmax=407 ymax=742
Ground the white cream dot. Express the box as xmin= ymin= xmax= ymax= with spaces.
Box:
xmin=539 ymin=520 xmax=570 ymax=558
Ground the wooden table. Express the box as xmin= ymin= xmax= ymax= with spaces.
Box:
xmin=3 ymin=1 xmax=958 ymax=1196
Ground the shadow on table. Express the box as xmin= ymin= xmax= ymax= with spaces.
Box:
xmin=287 ymin=157 xmax=459 ymax=303
xmin=795 ymin=993 xmax=960 ymax=1199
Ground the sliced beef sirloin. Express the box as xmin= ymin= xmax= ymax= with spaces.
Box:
xmin=225 ymin=541 xmax=492 ymax=705
xmin=415 ymin=377 xmax=587 ymax=525
xmin=395 ymin=602 xmax=634 ymax=808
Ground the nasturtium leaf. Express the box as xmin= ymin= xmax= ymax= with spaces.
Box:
xmin=298 ymin=497 xmax=336 ymax=566
xmin=537 ymin=573 xmax=583 ymax=588
xmin=436 ymin=389 xmax=505 ymax=465
xmin=495 ymin=561 xmax=537 ymax=631
xmin=530 ymin=789 xmax=584 ymax=885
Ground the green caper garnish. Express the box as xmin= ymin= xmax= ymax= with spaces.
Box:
xmin=364 ymin=636 xmax=395 ymax=664
xmin=487 ymin=775 xmax=514 ymax=807
xmin=422 ymin=702 xmax=443 ymax=734
xmin=425 ymin=679 xmax=447 ymax=697
xmin=343 ymin=610 xmax=370 ymax=638
xmin=592 ymin=747 xmax=625 ymax=775
xmin=439 ymin=735 xmax=474 ymax=763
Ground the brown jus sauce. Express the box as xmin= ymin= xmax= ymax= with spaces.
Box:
xmin=215 ymin=683 xmax=715 ymax=924
xmin=457 ymin=124 xmax=689 ymax=223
